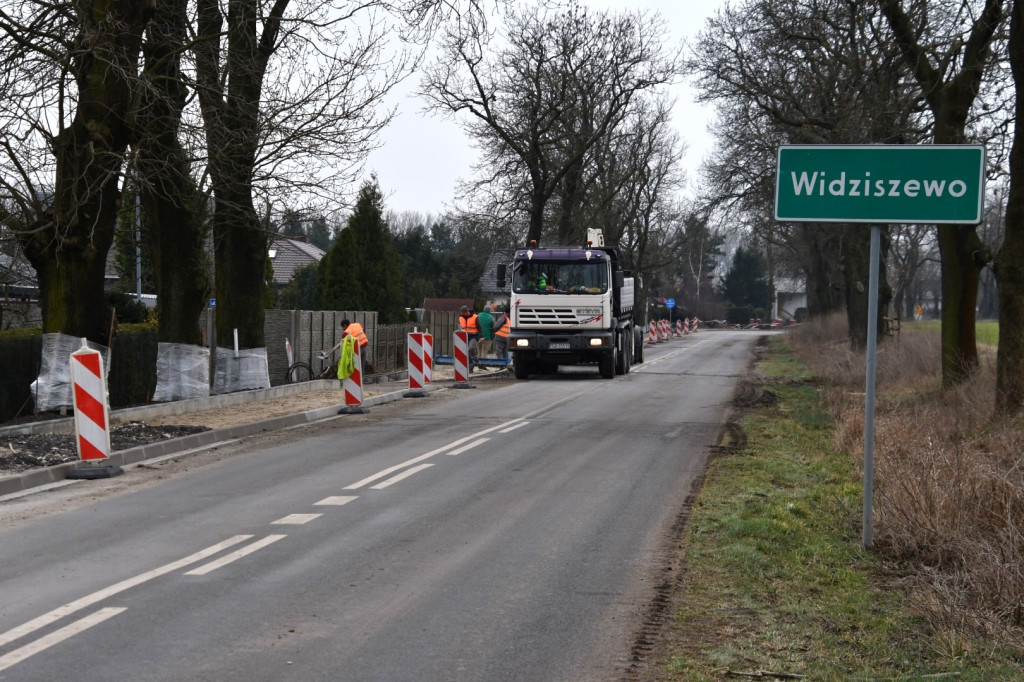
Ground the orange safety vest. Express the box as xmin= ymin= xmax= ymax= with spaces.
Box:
xmin=344 ymin=322 xmax=369 ymax=347
xmin=493 ymin=314 xmax=510 ymax=338
xmin=459 ymin=314 xmax=479 ymax=335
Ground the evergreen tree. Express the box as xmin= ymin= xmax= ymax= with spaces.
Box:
xmin=308 ymin=216 xmax=333 ymax=251
xmin=316 ymin=177 xmax=405 ymax=322
xmin=722 ymin=245 xmax=773 ymax=317
xmin=278 ymin=263 xmax=318 ymax=310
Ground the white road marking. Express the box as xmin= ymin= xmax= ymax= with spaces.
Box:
xmin=446 ymin=437 xmax=489 ymax=456
xmin=184 ymin=535 xmax=287 ymax=576
xmin=370 ymin=463 xmax=434 ymax=490
xmin=271 ymin=514 xmax=322 ymax=525
xmin=500 ymin=422 xmax=529 ymax=433
xmin=314 ymin=495 xmax=358 ymax=506
xmin=344 ymin=418 xmax=526 ymax=489
xmin=0 ymin=535 xmax=253 ymax=648
xmin=0 ymin=607 xmax=126 ymax=674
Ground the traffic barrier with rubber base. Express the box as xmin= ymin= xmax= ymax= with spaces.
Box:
xmin=338 ymin=342 xmax=369 ymax=413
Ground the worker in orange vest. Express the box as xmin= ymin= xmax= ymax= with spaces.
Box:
xmin=340 ymin=319 xmax=368 ymax=348
xmin=458 ymin=305 xmax=479 ymax=371
xmin=492 ymin=305 xmax=510 ymax=362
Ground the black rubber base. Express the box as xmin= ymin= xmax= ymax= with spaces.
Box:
xmin=67 ymin=464 xmax=125 ymax=480
xmin=337 ymin=406 xmax=370 ymax=414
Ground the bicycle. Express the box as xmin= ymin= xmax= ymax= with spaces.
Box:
xmin=284 ymin=341 xmax=342 ymax=383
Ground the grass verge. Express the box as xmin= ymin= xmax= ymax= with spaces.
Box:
xmin=656 ymin=336 xmax=1022 ymax=681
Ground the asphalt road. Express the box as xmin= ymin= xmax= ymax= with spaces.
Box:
xmin=0 ymin=331 xmax=760 ymax=681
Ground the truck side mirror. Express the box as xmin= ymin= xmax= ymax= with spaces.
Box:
xmin=614 ymin=271 xmax=624 ymax=287
xmin=497 ymin=263 xmax=507 ymax=288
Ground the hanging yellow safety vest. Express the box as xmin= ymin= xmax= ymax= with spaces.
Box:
xmin=337 ymin=335 xmax=357 ymax=381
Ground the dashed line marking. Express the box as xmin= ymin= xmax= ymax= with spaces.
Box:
xmin=314 ymin=496 xmax=358 ymax=506
xmin=370 ymin=463 xmax=434 ymax=490
xmin=272 ymin=514 xmax=322 ymax=525
xmin=0 ymin=535 xmax=253 ymax=648
xmin=0 ymin=607 xmax=126 ymax=674
xmin=184 ymin=535 xmax=287 ymax=576
xmin=446 ymin=437 xmax=489 ymax=456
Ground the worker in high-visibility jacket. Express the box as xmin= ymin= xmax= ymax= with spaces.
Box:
xmin=458 ymin=305 xmax=480 ymax=371
xmin=340 ymin=318 xmax=370 ymax=374
xmin=492 ymin=305 xmax=510 ymax=362
xmin=340 ymin=319 xmax=369 ymax=349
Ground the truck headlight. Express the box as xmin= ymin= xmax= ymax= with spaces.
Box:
xmin=589 ymin=337 xmax=605 ymax=347
xmin=515 ymin=338 xmax=531 ymax=348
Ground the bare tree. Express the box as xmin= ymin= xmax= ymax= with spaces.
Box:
xmin=422 ymin=0 xmax=680 ymax=246
xmin=879 ymin=0 xmax=1006 ymax=387
xmin=995 ymin=0 xmax=1024 ymax=414
xmin=134 ymin=0 xmax=209 ymax=345
xmin=0 ymin=0 xmax=151 ymax=342
xmin=688 ymin=0 xmax=921 ymax=346
xmin=191 ymin=0 xmax=489 ymax=348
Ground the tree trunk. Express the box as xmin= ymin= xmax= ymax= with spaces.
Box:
xmin=995 ymin=0 xmax=1024 ymax=415
xmin=844 ymin=226 xmax=893 ymax=349
xmin=137 ymin=0 xmax=208 ymax=345
xmin=15 ymin=0 xmax=150 ymax=343
xmin=213 ymin=186 xmax=267 ymax=349
xmin=802 ymin=224 xmax=845 ymax=317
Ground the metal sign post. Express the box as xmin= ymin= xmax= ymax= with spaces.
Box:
xmin=774 ymin=143 xmax=986 ymax=548
xmin=862 ymin=226 xmax=880 ymax=547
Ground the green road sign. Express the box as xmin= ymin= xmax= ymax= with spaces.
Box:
xmin=775 ymin=145 xmax=985 ymax=224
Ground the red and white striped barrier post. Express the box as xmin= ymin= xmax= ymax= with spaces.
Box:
xmin=68 ymin=339 xmax=122 ymax=478
xmin=685 ymin=317 xmax=692 ymax=334
xmin=453 ymin=330 xmax=474 ymax=389
xmin=405 ymin=332 xmax=428 ymax=398
xmin=648 ymin=321 xmax=657 ymax=344
xmin=338 ymin=341 xmax=369 ymax=413
xmin=693 ymin=318 xmax=699 ymax=332
xmin=676 ymin=319 xmax=683 ymax=336
xmin=661 ymin=320 xmax=669 ymax=341
xmin=424 ymin=333 xmax=433 ymax=384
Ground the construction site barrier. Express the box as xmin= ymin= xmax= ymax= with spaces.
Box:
xmin=338 ymin=342 xmax=368 ymax=413
xmin=453 ymin=330 xmax=472 ymax=388
xmin=70 ymin=340 xmax=111 ymax=462
xmin=405 ymin=332 xmax=428 ymax=397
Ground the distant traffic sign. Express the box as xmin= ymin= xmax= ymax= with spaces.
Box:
xmin=665 ymin=298 xmax=675 ymax=309
xmin=775 ymin=145 xmax=985 ymax=224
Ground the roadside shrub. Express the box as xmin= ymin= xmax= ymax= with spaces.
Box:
xmin=787 ymin=314 xmax=1024 ymax=652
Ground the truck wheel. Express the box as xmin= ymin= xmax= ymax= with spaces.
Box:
xmin=599 ymin=349 xmax=616 ymax=379
xmin=514 ymin=359 xmax=532 ymax=380
xmin=615 ymin=333 xmax=630 ymax=375
xmin=633 ymin=328 xmax=645 ymax=364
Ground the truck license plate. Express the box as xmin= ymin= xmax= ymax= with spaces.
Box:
xmin=549 ymin=342 xmax=570 ymax=349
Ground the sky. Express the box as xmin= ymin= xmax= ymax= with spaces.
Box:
xmin=363 ymin=0 xmax=727 ymax=217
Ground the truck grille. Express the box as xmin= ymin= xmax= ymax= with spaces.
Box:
xmin=518 ymin=307 xmax=593 ymax=326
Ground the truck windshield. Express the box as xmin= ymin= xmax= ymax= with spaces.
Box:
xmin=512 ymin=260 xmax=609 ymax=294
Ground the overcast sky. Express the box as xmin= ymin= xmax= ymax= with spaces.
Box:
xmin=363 ymin=0 xmax=726 ymax=217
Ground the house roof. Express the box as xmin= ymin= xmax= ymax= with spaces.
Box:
xmin=423 ymin=297 xmax=475 ymax=312
xmin=269 ymin=237 xmax=325 ymax=286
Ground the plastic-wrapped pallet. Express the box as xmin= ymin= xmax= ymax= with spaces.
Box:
xmin=212 ymin=347 xmax=270 ymax=395
xmin=152 ymin=342 xmax=211 ymax=402
xmin=30 ymin=333 xmax=110 ymax=413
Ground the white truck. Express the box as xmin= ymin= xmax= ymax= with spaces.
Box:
xmin=497 ymin=229 xmax=643 ymax=380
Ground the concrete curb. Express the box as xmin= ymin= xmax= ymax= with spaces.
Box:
xmin=0 ymin=371 xmax=409 ymax=438
xmin=0 ymin=368 xmax=510 ymax=500
xmin=0 ymin=378 xmax=436 ymax=499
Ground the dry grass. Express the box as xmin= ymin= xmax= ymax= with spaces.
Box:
xmin=787 ymin=314 xmax=1024 ymax=653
